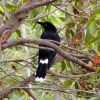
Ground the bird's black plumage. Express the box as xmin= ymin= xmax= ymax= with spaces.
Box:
xmin=35 ymin=22 xmax=60 ymax=81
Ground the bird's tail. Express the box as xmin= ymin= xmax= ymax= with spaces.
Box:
xmin=35 ymin=59 xmax=49 ymax=81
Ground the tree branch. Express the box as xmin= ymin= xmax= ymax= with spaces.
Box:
xmin=0 ymin=0 xmax=57 ymax=37
xmin=0 ymin=74 xmax=35 ymax=99
xmin=1 ymin=38 xmax=96 ymax=72
xmin=0 ymin=70 xmax=95 ymax=99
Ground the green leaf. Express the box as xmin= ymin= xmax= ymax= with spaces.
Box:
xmin=96 ymin=14 xmax=100 ymax=18
xmin=61 ymin=61 xmax=66 ymax=72
xmin=94 ymin=67 xmax=100 ymax=79
xmin=0 ymin=5 xmax=4 ymax=15
xmin=75 ymin=82 xmax=79 ymax=89
xmin=35 ymin=24 xmax=41 ymax=37
xmin=66 ymin=60 xmax=72 ymax=71
xmin=16 ymin=30 xmax=21 ymax=37
xmin=85 ymin=28 xmax=93 ymax=43
xmin=63 ymin=79 xmax=72 ymax=88
xmin=23 ymin=0 xmax=28 ymax=3
xmin=45 ymin=5 xmax=51 ymax=12
xmin=87 ymin=9 xmax=100 ymax=27
xmin=49 ymin=15 xmax=58 ymax=23
xmin=89 ymin=20 xmax=96 ymax=35
xmin=5 ymin=3 xmax=18 ymax=12
xmin=86 ymin=37 xmax=100 ymax=46
xmin=59 ymin=17 xmax=66 ymax=21
xmin=69 ymin=61 xmax=75 ymax=72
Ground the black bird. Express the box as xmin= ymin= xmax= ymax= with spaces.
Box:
xmin=35 ymin=22 xmax=60 ymax=81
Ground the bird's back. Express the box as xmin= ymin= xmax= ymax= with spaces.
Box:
xmin=41 ymin=30 xmax=60 ymax=42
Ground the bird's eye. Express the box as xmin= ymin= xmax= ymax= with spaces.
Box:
xmin=45 ymin=24 xmax=47 ymax=26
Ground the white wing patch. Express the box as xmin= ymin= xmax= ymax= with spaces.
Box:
xmin=40 ymin=59 xmax=48 ymax=64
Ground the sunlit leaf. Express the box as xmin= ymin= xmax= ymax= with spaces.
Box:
xmin=5 ymin=3 xmax=18 ymax=12
xmin=89 ymin=20 xmax=96 ymax=35
xmin=49 ymin=15 xmax=58 ymax=23
xmin=87 ymin=9 xmax=100 ymax=26
xmin=23 ymin=0 xmax=28 ymax=3
xmin=0 ymin=5 xmax=4 ymax=15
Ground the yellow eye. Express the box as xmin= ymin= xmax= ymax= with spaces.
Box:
xmin=45 ymin=24 xmax=47 ymax=26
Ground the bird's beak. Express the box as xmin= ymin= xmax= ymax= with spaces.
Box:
xmin=37 ymin=22 xmax=43 ymax=25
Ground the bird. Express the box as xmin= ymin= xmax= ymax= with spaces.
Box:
xmin=35 ymin=22 xmax=60 ymax=81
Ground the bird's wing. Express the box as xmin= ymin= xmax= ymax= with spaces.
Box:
xmin=39 ymin=31 xmax=59 ymax=62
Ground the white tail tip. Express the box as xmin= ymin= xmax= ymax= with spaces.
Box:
xmin=35 ymin=77 xmax=45 ymax=82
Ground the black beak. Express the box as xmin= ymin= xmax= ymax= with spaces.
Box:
xmin=37 ymin=22 xmax=44 ymax=25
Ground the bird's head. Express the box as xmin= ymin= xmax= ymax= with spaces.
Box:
xmin=37 ymin=22 xmax=57 ymax=32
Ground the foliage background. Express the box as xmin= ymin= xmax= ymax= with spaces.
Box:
xmin=0 ymin=0 xmax=100 ymax=100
